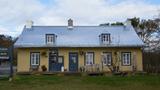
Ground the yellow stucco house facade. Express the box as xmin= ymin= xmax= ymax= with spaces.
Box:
xmin=15 ymin=19 xmax=144 ymax=72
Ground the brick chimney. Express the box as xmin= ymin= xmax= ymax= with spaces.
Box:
xmin=68 ymin=19 xmax=73 ymax=29
xmin=25 ymin=20 xmax=33 ymax=29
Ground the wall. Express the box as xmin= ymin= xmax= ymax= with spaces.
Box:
xmin=58 ymin=47 xmax=143 ymax=72
xmin=17 ymin=47 xmax=143 ymax=72
xmin=17 ymin=48 xmax=49 ymax=72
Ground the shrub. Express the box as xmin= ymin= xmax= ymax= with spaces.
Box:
xmin=41 ymin=65 xmax=47 ymax=72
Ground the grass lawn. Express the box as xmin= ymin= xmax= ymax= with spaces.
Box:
xmin=0 ymin=75 xmax=160 ymax=90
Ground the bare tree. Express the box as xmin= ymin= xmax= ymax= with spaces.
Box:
xmin=0 ymin=34 xmax=13 ymax=47
xmin=129 ymin=16 xmax=160 ymax=52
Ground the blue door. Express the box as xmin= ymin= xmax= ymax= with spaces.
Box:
xmin=49 ymin=49 xmax=64 ymax=72
xmin=69 ymin=53 xmax=78 ymax=72
xmin=50 ymin=57 xmax=64 ymax=71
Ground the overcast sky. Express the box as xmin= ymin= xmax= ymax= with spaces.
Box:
xmin=0 ymin=0 xmax=160 ymax=37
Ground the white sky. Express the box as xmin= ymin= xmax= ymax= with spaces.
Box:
xmin=0 ymin=0 xmax=160 ymax=37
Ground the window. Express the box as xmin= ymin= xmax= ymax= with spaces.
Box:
xmin=100 ymin=33 xmax=111 ymax=45
xmin=102 ymin=52 xmax=112 ymax=65
xmin=30 ymin=52 xmax=40 ymax=66
xmin=85 ymin=52 xmax=94 ymax=65
xmin=46 ymin=34 xmax=56 ymax=44
xmin=121 ymin=52 xmax=131 ymax=66
xmin=0 ymin=52 xmax=8 ymax=56
xmin=58 ymin=56 xmax=64 ymax=63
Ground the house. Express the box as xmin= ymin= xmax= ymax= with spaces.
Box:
xmin=15 ymin=19 xmax=144 ymax=72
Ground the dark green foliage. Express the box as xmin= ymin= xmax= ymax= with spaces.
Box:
xmin=99 ymin=22 xmax=124 ymax=26
xmin=99 ymin=23 xmax=110 ymax=26
xmin=128 ymin=17 xmax=140 ymax=28
xmin=110 ymin=22 xmax=124 ymax=26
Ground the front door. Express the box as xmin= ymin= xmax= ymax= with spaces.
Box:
xmin=49 ymin=49 xmax=63 ymax=71
xmin=69 ymin=53 xmax=78 ymax=72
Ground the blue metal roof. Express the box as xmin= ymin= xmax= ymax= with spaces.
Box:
xmin=14 ymin=25 xmax=144 ymax=48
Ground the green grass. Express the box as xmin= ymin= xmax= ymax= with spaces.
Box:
xmin=1 ymin=75 xmax=160 ymax=90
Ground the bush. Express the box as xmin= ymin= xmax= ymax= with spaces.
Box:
xmin=41 ymin=65 xmax=47 ymax=72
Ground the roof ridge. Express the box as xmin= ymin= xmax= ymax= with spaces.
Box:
xmin=32 ymin=25 xmax=124 ymax=27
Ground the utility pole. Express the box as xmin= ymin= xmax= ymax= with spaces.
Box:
xmin=9 ymin=45 xmax=13 ymax=81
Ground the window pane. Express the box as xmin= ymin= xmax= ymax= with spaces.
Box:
xmin=31 ymin=54 xmax=34 ymax=65
xmin=58 ymin=57 xmax=63 ymax=63
xmin=34 ymin=54 xmax=36 ymax=65
xmin=122 ymin=52 xmax=131 ymax=65
xmin=46 ymin=35 xmax=55 ymax=44
xmin=101 ymin=34 xmax=111 ymax=44
xmin=31 ymin=53 xmax=39 ymax=66
xmin=103 ymin=53 xmax=111 ymax=65
xmin=35 ymin=54 xmax=38 ymax=64
xmin=86 ymin=53 xmax=94 ymax=65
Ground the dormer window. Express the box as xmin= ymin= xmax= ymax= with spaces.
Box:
xmin=99 ymin=33 xmax=111 ymax=45
xmin=46 ymin=34 xmax=56 ymax=45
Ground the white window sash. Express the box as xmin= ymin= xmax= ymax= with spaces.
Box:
xmin=101 ymin=34 xmax=110 ymax=44
xmin=86 ymin=53 xmax=94 ymax=65
xmin=46 ymin=35 xmax=55 ymax=44
xmin=122 ymin=53 xmax=131 ymax=65
xmin=31 ymin=53 xmax=40 ymax=66
xmin=103 ymin=53 xmax=111 ymax=65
